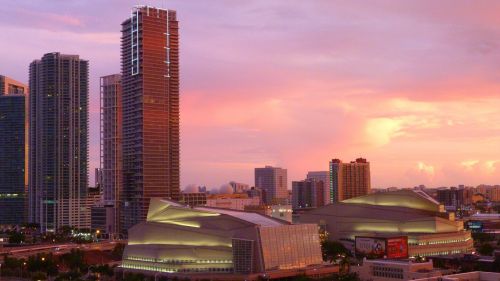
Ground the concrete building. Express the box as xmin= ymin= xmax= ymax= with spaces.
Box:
xmin=413 ymin=271 xmax=500 ymax=281
xmin=299 ymin=190 xmax=474 ymax=257
xmin=352 ymin=259 xmax=442 ymax=281
xmin=329 ymin=158 xmax=371 ymax=202
xmin=475 ymin=185 xmax=500 ymax=202
xmin=121 ymin=6 xmax=181 ymax=233
xmin=292 ymin=179 xmax=324 ymax=210
xmin=307 ymin=171 xmax=330 ymax=205
xmin=100 ymin=74 xmax=122 ymax=235
xmin=206 ymin=193 xmax=261 ymax=211
xmin=29 ymin=53 xmax=89 ymax=232
xmin=120 ymin=198 xmax=328 ymax=279
xmin=0 ymin=75 xmax=28 ymax=225
xmin=436 ymin=187 xmax=474 ymax=210
xmin=255 ymin=166 xmax=288 ymax=204
xmin=180 ymin=192 xmax=208 ymax=207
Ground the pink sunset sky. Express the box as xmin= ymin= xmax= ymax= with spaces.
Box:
xmin=1 ymin=0 xmax=499 ymax=189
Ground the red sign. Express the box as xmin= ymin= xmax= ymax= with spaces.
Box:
xmin=386 ymin=236 xmax=408 ymax=259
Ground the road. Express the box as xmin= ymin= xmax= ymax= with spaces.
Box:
xmin=0 ymin=241 xmax=122 ymax=261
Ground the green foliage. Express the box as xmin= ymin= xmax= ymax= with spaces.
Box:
xmin=321 ymin=240 xmax=351 ymax=264
xmin=90 ymin=264 xmax=114 ymax=277
xmin=61 ymin=249 xmax=87 ymax=272
xmin=31 ymin=271 xmax=47 ymax=281
xmin=27 ymin=254 xmax=59 ymax=276
xmin=112 ymin=243 xmax=126 ymax=259
xmin=472 ymin=232 xmax=494 ymax=244
xmin=8 ymin=231 xmax=25 ymax=244
xmin=123 ymin=272 xmax=147 ymax=281
xmin=477 ymin=243 xmax=494 ymax=256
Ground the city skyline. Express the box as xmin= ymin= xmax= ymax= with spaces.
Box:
xmin=1 ymin=1 xmax=500 ymax=189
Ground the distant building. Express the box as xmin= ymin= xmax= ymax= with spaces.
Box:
xmin=229 ymin=181 xmax=250 ymax=193
xmin=121 ymin=6 xmax=180 ymax=233
xmin=29 ymin=53 xmax=89 ymax=232
xmin=0 ymin=75 xmax=28 ymax=225
xmin=243 ymin=205 xmax=293 ymax=223
xmin=100 ymin=74 xmax=122 ymax=235
xmin=475 ymin=185 xmax=500 ymax=202
xmin=436 ymin=187 xmax=474 ymax=210
xmin=255 ymin=166 xmax=288 ymax=204
xmin=329 ymin=158 xmax=371 ymax=202
xmin=206 ymin=194 xmax=261 ymax=211
xmin=292 ymin=179 xmax=324 ymax=210
xmin=121 ymin=199 xmax=329 ymax=279
xmin=299 ymin=190 xmax=474 ymax=257
xmin=246 ymin=186 xmax=263 ymax=204
xmin=180 ymin=192 xmax=207 ymax=207
xmin=306 ymin=171 xmax=330 ymax=205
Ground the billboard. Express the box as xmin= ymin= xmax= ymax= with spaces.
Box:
xmin=386 ymin=236 xmax=408 ymax=259
xmin=355 ymin=237 xmax=387 ymax=258
xmin=355 ymin=236 xmax=408 ymax=259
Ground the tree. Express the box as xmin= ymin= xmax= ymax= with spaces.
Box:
xmin=478 ymin=243 xmax=494 ymax=256
xmin=321 ymin=240 xmax=351 ymax=263
xmin=61 ymin=249 xmax=87 ymax=273
xmin=9 ymin=231 xmax=25 ymax=244
xmin=112 ymin=243 xmax=126 ymax=259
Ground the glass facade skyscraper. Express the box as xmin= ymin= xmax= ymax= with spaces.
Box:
xmin=120 ymin=6 xmax=180 ymax=233
xmin=0 ymin=75 xmax=28 ymax=225
xmin=29 ymin=53 xmax=89 ymax=232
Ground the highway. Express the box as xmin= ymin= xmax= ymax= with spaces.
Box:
xmin=0 ymin=241 xmax=122 ymax=260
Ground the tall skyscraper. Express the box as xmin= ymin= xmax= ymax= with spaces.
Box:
xmin=29 ymin=53 xmax=89 ymax=232
xmin=121 ymin=6 xmax=180 ymax=232
xmin=254 ymin=166 xmax=288 ymax=204
xmin=306 ymin=171 xmax=330 ymax=205
xmin=100 ymin=74 xmax=122 ymax=234
xmin=0 ymin=75 xmax=28 ymax=225
xmin=292 ymin=179 xmax=324 ymax=210
xmin=329 ymin=158 xmax=371 ymax=202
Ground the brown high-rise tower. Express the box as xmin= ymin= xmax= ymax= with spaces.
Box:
xmin=121 ymin=6 xmax=180 ymax=232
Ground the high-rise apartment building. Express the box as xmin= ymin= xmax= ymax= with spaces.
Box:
xmin=100 ymin=74 xmax=122 ymax=234
xmin=292 ymin=179 xmax=325 ymax=210
xmin=329 ymin=158 xmax=371 ymax=202
xmin=306 ymin=171 xmax=330 ymax=205
xmin=254 ymin=166 xmax=288 ymax=204
xmin=29 ymin=53 xmax=89 ymax=232
xmin=121 ymin=6 xmax=180 ymax=232
xmin=0 ymin=75 xmax=28 ymax=225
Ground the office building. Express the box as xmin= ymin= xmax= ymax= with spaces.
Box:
xmin=100 ymin=74 xmax=122 ymax=234
xmin=306 ymin=171 xmax=330 ymax=205
xmin=121 ymin=6 xmax=180 ymax=232
xmin=292 ymin=179 xmax=324 ymax=210
xmin=413 ymin=271 xmax=500 ymax=281
xmin=436 ymin=187 xmax=474 ymax=211
xmin=0 ymin=76 xmax=28 ymax=225
xmin=29 ymin=52 xmax=89 ymax=232
xmin=475 ymin=185 xmax=500 ymax=202
xmin=329 ymin=158 xmax=371 ymax=202
xmin=299 ymin=190 xmax=474 ymax=257
xmin=120 ymin=199 xmax=329 ymax=280
xmin=255 ymin=166 xmax=287 ymax=204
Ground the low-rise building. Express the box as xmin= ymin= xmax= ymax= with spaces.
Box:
xmin=413 ymin=271 xmax=500 ymax=281
xmin=205 ymin=193 xmax=260 ymax=211
xmin=120 ymin=199 xmax=335 ymax=280
xmin=352 ymin=259 xmax=442 ymax=281
xmin=299 ymin=190 xmax=474 ymax=257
